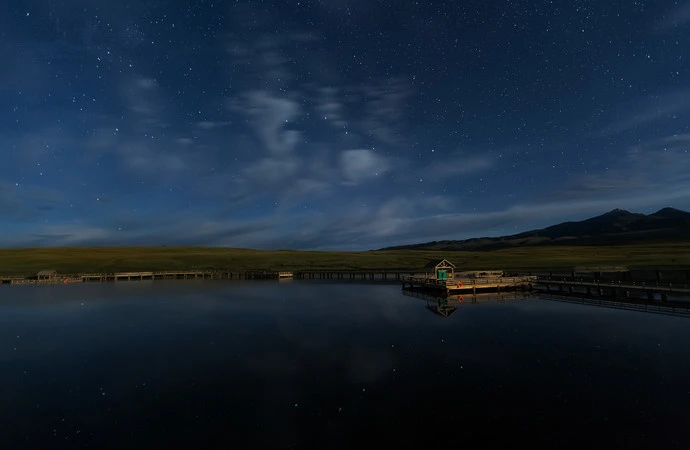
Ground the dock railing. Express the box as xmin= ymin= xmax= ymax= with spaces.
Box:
xmin=535 ymin=275 xmax=690 ymax=293
xmin=404 ymin=275 xmax=536 ymax=286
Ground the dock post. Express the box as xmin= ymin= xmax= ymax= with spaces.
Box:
xmin=661 ymin=293 xmax=669 ymax=302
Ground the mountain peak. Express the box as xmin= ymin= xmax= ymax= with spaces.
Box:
xmin=602 ymin=208 xmax=632 ymax=216
xmin=650 ymin=207 xmax=690 ymax=218
xmin=380 ymin=206 xmax=690 ymax=251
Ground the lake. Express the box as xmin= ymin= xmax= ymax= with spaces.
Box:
xmin=1 ymin=280 xmax=689 ymax=449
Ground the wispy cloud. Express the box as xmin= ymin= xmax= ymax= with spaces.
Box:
xmin=654 ymin=1 xmax=690 ymax=32
xmin=176 ymin=138 xmax=195 ymax=145
xmin=30 ymin=224 xmax=114 ymax=246
xmin=626 ymin=133 xmax=690 ymax=183
xmin=340 ymin=149 xmax=389 ymax=185
xmin=545 ymin=132 xmax=690 ymax=205
xmin=425 ymin=153 xmax=496 ymax=179
xmin=224 ymin=30 xmax=318 ymax=89
xmin=0 ymin=180 xmax=66 ymax=221
xmin=242 ymin=157 xmax=299 ymax=185
xmin=316 ymin=87 xmax=348 ymax=128
xmin=598 ymin=89 xmax=690 ymax=136
xmin=70 ymin=124 xmax=195 ymax=177
xmin=359 ymin=78 xmax=412 ymax=145
xmin=0 ymin=216 xmax=277 ymax=248
xmin=122 ymin=76 xmax=168 ymax=126
xmin=117 ymin=142 xmax=188 ymax=173
xmin=231 ymin=90 xmax=301 ymax=155
xmin=4 ymin=178 xmax=690 ymax=250
xmin=196 ymin=121 xmax=232 ymax=130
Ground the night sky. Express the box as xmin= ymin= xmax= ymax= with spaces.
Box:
xmin=2 ymin=1 xmax=690 ymax=249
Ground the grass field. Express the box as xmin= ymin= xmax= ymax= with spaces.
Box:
xmin=1 ymin=242 xmax=689 ymax=276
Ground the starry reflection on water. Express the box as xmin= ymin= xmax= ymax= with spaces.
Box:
xmin=1 ymin=280 xmax=689 ymax=449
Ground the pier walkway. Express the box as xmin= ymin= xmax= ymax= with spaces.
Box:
xmin=534 ymin=276 xmax=690 ymax=302
xmin=402 ymin=276 xmax=536 ymax=296
xmin=1 ymin=269 xmax=420 ymax=285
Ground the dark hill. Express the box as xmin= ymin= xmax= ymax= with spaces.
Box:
xmin=381 ymin=208 xmax=690 ymax=251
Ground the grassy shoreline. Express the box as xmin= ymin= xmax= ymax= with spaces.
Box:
xmin=1 ymin=243 xmax=689 ymax=277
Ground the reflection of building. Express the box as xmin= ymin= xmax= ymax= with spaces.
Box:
xmin=424 ymin=259 xmax=455 ymax=280
xmin=425 ymin=297 xmax=458 ymax=317
xmin=403 ymin=290 xmax=530 ymax=318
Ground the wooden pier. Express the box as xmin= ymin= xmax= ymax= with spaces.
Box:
xmin=402 ymin=275 xmax=536 ymax=297
xmin=293 ymin=270 xmax=414 ymax=280
xmin=534 ymin=276 xmax=690 ymax=302
xmin=1 ymin=269 xmax=417 ymax=285
xmin=1 ymin=270 xmax=282 ymax=285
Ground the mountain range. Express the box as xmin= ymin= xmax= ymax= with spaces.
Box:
xmin=381 ymin=208 xmax=690 ymax=251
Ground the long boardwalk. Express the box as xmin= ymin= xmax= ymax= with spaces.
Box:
xmin=534 ymin=276 xmax=690 ymax=302
xmin=1 ymin=271 xmax=274 ymax=285
xmin=0 ymin=269 xmax=418 ymax=285
xmin=293 ymin=270 xmax=414 ymax=280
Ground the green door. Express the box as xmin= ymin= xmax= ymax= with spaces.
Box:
xmin=437 ymin=269 xmax=447 ymax=280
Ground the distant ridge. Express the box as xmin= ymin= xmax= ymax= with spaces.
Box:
xmin=380 ymin=208 xmax=690 ymax=251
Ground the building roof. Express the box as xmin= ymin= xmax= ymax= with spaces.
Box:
xmin=423 ymin=259 xmax=456 ymax=269
xmin=37 ymin=270 xmax=58 ymax=276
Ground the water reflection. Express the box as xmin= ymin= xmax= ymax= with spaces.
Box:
xmin=2 ymin=281 xmax=690 ymax=449
xmin=402 ymin=290 xmax=531 ymax=318
xmin=426 ymin=297 xmax=458 ymax=317
xmin=402 ymin=288 xmax=690 ymax=320
xmin=539 ymin=292 xmax=690 ymax=318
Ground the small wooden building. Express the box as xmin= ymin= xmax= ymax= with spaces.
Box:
xmin=37 ymin=270 xmax=58 ymax=280
xmin=424 ymin=259 xmax=455 ymax=280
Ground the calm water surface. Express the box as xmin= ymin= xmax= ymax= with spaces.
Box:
xmin=1 ymin=280 xmax=689 ymax=449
